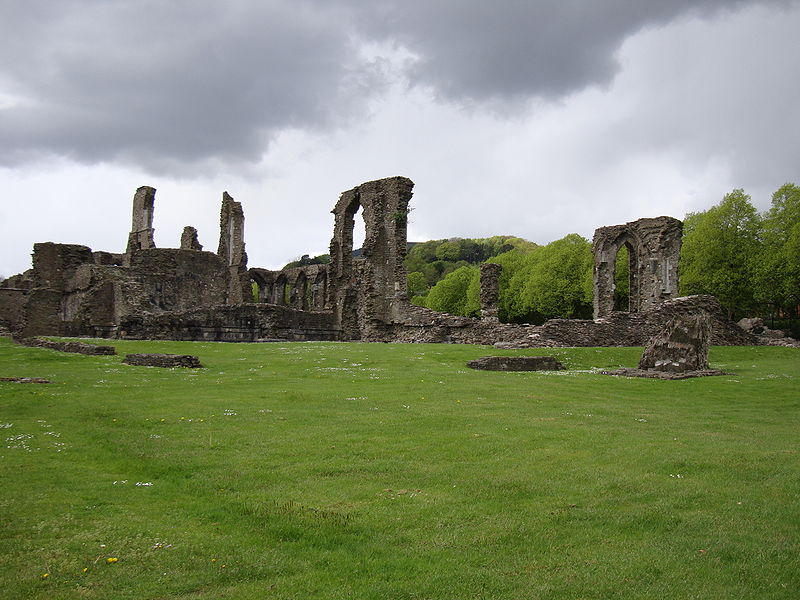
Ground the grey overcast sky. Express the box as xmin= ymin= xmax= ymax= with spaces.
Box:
xmin=1 ymin=0 xmax=799 ymax=276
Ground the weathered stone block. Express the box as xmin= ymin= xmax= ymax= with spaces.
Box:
xmin=467 ymin=356 xmax=565 ymax=371
xmin=638 ymin=312 xmax=710 ymax=372
xmin=123 ymin=353 xmax=203 ymax=368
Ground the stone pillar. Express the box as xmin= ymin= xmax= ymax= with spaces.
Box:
xmin=180 ymin=226 xmax=203 ymax=251
xmin=217 ymin=192 xmax=250 ymax=305
xmin=479 ymin=263 xmax=502 ymax=322
xmin=126 ymin=186 xmax=156 ymax=255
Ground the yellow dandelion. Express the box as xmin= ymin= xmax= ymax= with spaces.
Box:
xmin=82 ymin=567 xmax=88 ymax=573
xmin=106 ymin=557 xmax=119 ymax=564
xmin=41 ymin=573 xmax=49 ymax=579
xmin=211 ymin=558 xmax=217 ymax=562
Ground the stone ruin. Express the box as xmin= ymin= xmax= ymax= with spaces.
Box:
xmin=467 ymin=355 xmax=565 ymax=371
xmin=592 ymin=216 xmax=682 ymax=319
xmin=0 ymin=176 xmax=771 ymax=347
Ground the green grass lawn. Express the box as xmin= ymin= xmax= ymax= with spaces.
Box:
xmin=1 ymin=337 xmax=798 ymax=599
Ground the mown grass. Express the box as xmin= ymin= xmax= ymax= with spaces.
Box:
xmin=0 ymin=337 xmax=798 ymax=599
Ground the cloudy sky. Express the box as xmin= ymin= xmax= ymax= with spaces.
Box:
xmin=1 ymin=0 xmax=799 ymax=277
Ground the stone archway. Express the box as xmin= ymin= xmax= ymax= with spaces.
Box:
xmin=592 ymin=217 xmax=682 ymax=319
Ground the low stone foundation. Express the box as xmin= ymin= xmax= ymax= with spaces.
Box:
xmin=467 ymin=356 xmax=565 ymax=371
xmin=0 ymin=377 xmax=52 ymax=384
xmin=601 ymin=368 xmax=729 ymax=380
xmin=12 ymin=336 xmax=117 ymax=355
xmin=123 ymin=353 xmax=203 ymax=368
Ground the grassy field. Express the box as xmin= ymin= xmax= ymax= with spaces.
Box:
xmin=0 ymin=336 xmax=798 ymax=599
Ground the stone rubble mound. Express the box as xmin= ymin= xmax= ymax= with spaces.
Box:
xmin=122 ymin=353 xmax=203 ymax=368
xmin=467 ymin=355 xmax=565 ymax=371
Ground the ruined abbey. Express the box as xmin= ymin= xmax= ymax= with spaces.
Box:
xmin=0 ymin=176 xmax=758 ymax=346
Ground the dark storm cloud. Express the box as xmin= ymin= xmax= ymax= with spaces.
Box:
xmin=333 ymin=0 xmax=794 ymax=102
xmin=0 ymin=0 xmax=793 ymax=172
xmin=0 ymin=0 xmax=378 ymax=172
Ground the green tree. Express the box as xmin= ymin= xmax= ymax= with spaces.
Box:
xmin=406 ymin=271 xmax=429 ymax=297
xmin=680 ymin=189 xmax=762 ymax=319
xmin=518 ymin=234 xmax=593 ymax=321
xmin=423 ymin=265 xmax=480 ymax=317
xmin=755 ymin=183 xmax=800 ymax=324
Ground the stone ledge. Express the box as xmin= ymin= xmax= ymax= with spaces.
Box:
xmin=467 ymin=356 xmax=565 ymax=371
xmin=123 ymin=353 xmax=203 ymax=368
xmin=601 ymin=368 xmax=730 ymax=380
xmin=12 ymin=336 xmax=117 ymax=355
xmin=0 ymin=377 xmax=52 ymax=384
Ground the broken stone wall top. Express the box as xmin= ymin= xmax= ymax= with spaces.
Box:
xmin=126 ymin=186 xmax=156 ymax=255
xmin=180 ymin=226 xmax=203 ymax=251
xmin=218 ymin=191 xmax=250 ymax=304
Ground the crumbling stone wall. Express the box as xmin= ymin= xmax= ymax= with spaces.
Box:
xmin=479 ymin=263 xmax=502 ymax=322
xmin=119 ymin=303 xmax=336 ymax=342
xmin=0 ymin=289 xmax=27 ymax=332
xmin=126 ymin=186 xmax=156 ymax=255
xmin=250 ymin=265 xmax=329 ymax=310
xmin=328 ymin=176 xmax=414 ymax=339
xmin=218 ymin=192 xmax=250 ymax=305
xmin=13 ymin=335 xmax=116 ymax=355
xmin=592 ymin=217 xmax=682 ymax=319
xmin=123 ymin=353 xmax=202 ymax=368
xmin=180 ymin=226 xmax=203 ymax=251
xmin=0 ymin=176 xmax=770 ymax=349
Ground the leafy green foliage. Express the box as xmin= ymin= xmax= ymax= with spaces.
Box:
xmin=422 ymin=265 xmax=480 ymax=317
xmin=680 ymin=189 xmax=763 ymax=320
xmin=418 ymin=234 xmax=592 ymax=323
xmin=501 ymin=234 xmax=593 ymax=323
xmin=282 ymin=254 xmax=330 ymax=270
xmin=404 ymin=236 xmax=536 ymax=294
xmin=754 ymin=183 xmax=800 ymax=324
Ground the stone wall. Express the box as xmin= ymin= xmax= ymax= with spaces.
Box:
xmin=218 ymin=191 xmax=250 ymax=305
xmin=328 ymin=176 xmax=414 ymax=339
xmin=13 ymin=335 xmax=116 ymax=355
xmin=479 ymin=263 xmax=502 ymax=322
xmin=0 ymin=289 xmax=27 ymax=332
xmin=126 ymin=186 xmax=156 ymax=255
xmin=0 ymin=177 xmax=773 ymax=349
xmin=119 ymin=303 xmax=337 ymax=342
xmin=593 ymin=216 xmax=682 ymax=319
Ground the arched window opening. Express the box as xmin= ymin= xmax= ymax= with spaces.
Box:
xmin=613 ymin=244 xmax=630 ymax=312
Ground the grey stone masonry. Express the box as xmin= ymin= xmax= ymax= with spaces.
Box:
xmin=479 ymin=263 xmax=502 ymax=322
xmin=328 ymin=176 xmax=414 ymax=339
xmin=638 ymin=312 xmax=710 ymax=372
xmin=593 ymin=216 xmax=682 ymax=319
xmin=467 ymin=355 xmax=565 ymax=371
xmin=180 ymin=226 xmax=203 ymax=251
xmin=218 ymin=192 xmax=250 ymax=305
xmin=126 ymin=186 xmax=156 ymax=255
xmin=123 ymin=353 xmax=203 ymax=368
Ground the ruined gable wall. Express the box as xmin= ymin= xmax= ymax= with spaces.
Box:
xmin=593 ymin=216 xmax=682 ymax=319
xmin=328 ymin=176 xmax=414 ymax=339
